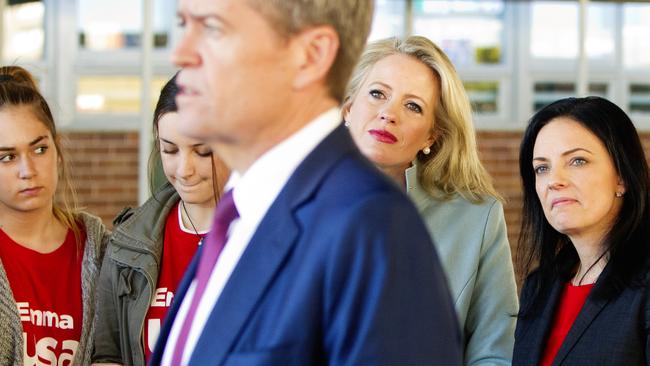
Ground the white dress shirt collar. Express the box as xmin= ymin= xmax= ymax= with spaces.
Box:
xmin=228 ymin=107 xmax=341 ymax=227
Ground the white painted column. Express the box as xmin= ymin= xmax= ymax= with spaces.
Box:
xmin=139 ymin=0 xmax=154 ymax=204
xmin=577 ymin=0 xmax=589 ymax=97
xmin=405 ymin=0 xmax=413 ymax=36
xmin=0 ymin=0 xmax=6 ymax=62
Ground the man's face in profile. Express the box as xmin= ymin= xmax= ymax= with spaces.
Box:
xmin=172 ymin=0 xmax=294 ymax=147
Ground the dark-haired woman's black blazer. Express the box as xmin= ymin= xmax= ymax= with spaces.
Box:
xmin=513 ymin=268 xmax=650 ymax=365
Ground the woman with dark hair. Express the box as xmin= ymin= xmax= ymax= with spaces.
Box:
xmin=0 ymin=65 xmax=108 ymax=364
xmin=92 ymin=73 xmax=229 ymax=366
xmin=513 ymin=96 xmax=650 ymax=365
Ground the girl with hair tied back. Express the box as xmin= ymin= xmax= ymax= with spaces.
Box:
xmin=0 ymin=65 xmax=108 ymax=365
xmin=343 ymin=36 xmax=518 ymax=364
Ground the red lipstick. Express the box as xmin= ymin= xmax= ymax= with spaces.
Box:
xmin=368 ymin=129 xmax=397 ymax=144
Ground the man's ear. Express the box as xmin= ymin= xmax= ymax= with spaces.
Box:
xmin=290 ymin=25 xmax=339 ymax=91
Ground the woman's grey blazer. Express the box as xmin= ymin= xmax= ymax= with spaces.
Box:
xmin=406 ymin=166 xmax=518 ymax=365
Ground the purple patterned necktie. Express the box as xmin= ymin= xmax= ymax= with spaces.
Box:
xmin=171 ymin=190 xmax=239 ymax=365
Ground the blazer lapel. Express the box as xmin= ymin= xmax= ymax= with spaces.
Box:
xmin=189 ymin=211 xmax=299 ymax=365
xmin=552 ymin=270 xmax=613 ymax=365
xmin=522 ymin=280 xmax=564 ymax=364
xmin=188 ymin=124 xmax=358 ymax=365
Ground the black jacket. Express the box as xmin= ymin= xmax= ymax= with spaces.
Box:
xmin=514 ymin=265 xmax=650 ymax=365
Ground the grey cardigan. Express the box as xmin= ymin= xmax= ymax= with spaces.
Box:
xmin=93 ymin=183 xmax=179 ymax=366
xmin=406 ymin=166 xmax=518 ymax=365
xmin=0 ymin=212 xmax=108 ymax=366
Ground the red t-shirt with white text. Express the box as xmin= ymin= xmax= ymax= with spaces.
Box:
xmin=143 ymin=202 xmax=203 ymax=361
xmin=0 ymin=228 xmax=85 ymax=366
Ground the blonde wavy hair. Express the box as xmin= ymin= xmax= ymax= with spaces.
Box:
xmin=0 ymin=65 xmax=82 ymax=242
xmin=343 ymin=36 xmax=501 ymax=203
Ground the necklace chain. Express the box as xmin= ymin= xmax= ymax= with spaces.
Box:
xmin=574 ymin=249 xmax=609 ymax=286
xmin=181 ymin=201 xmax=202 ymax=238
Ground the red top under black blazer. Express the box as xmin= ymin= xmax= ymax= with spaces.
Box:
xmin=513 ymin=265 xmax=650 ymax=366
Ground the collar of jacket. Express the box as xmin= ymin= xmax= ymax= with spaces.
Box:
xmin=108 ymin=182 xmax=179 ymax=271
xmin=405 ymin=164 xmax=430 ymax=211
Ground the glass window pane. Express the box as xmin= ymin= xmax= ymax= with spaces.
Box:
xmin=2 ymin=0 xmax=45 ymax=62
xmin=630 ymin=84 xmax=650 ymax=113
xmin=533 ymin=82 xmax=575 ymax=111
xmin=77 ymin=0 xmax=175 ymax=50
xmin=368 ymin=0 xmax=406 ymax=41
xmin=464 ymin=81 xmax=499 ymax=114
xmin=530 ymin=2 xmax=615 ymax=61
xmin=589 ymin=83 xmax=607 ymax=96
xmin=533 ymin=82 xmax=607 ymax=111
xmin=623 ymin=4 xmax=650 ymax=69
xmin=412 ymin=0 xmax=505 ymax=66
xmin=76 ymin=76 xmax=168 ymax=114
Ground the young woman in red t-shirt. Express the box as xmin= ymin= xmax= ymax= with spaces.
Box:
xmin=0 ymin=66 xmax=108 ymax=364
xmin=514 ymin=97 xmax=650 ymax=365
xmin=92 ymin=73 xmax=229 ymax=366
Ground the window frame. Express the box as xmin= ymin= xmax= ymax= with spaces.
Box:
xmin=4 ymin=0 xmax=650 ymax=131
xmin=408 ymin=0 xmax=516 ymax=127
xmin=50 ymin=0 xmax=178 ymax=131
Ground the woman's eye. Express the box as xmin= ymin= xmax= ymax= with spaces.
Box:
xmin=196 ymin=149 xmax=212 ymax=157
xmin=406 ymin=102 xmax=423 ymax=114
xmin=0 ymin=154 xmax=15 ymax=163
xmin=369 ymin=89 xmax=385 ymax=99
xmin=571 ymin=158 xmax=587 ymax=166
xmin=161 ymin=149 xmax=178 ymax=155
xmin=34 ymin=146 xmax=48 ymax=154
xmin=533 ymin=165 xmax=548 ymax=175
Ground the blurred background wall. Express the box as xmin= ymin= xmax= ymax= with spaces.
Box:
xmin=2 ymin=0 xmax=650 ymax=263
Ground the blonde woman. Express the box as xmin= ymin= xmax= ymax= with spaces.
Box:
xmin=344 ymin=36 xmax=518 ymax=365
xmin=0 ymin=65 xmax=108 ymax=364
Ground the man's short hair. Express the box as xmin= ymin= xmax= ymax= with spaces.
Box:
xmin=247 ymin=0 xmax=374 ymax=103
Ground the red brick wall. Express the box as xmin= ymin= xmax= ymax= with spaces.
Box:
xmin=61 ymin=131 xmax=650 ymax=272
xmin=477 ymin=131 xmax=524 ymax=249
xmin=62 ymin=132 xmax=139 ymax=225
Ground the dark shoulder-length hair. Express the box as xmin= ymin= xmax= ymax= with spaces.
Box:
xmin=518 ymin=96 xmax=650 ymax=315
xmin=148 ymin=72 xmax=180 ymax=192
xmin=147 ymin=72 xmax=222 ymax=203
